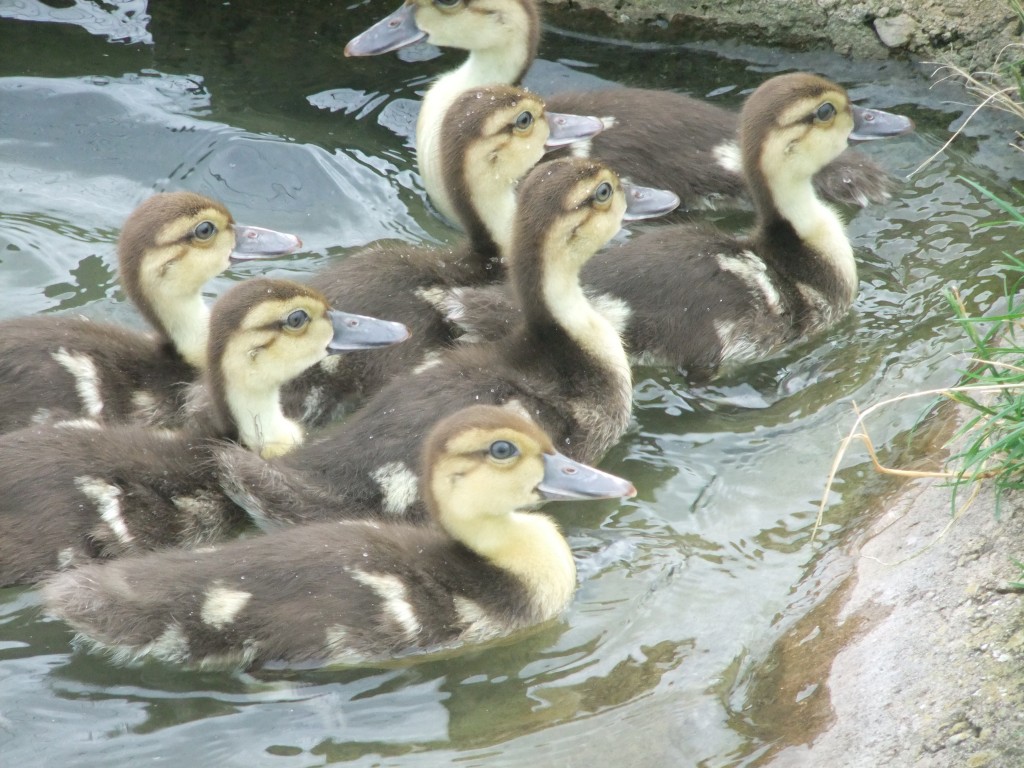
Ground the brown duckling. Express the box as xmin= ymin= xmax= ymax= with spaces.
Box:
xmin=42 ymin=405 xmax=636 ymax=669
xmin=281 ymin=84 xmax=603 ymax=426
xmin=444 ymin=73 xmax=916 ymax=381
xmin=345 ymin=0 xmax=899 ymax=224
xmin=0 ymin=278 xmax=408 ymax=586
xmin=217 ymin=158 xmax=677 ymax=527
xmin=0 ymin=192 xmax=301 ymax=433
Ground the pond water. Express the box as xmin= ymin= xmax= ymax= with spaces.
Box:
xmin=0 ymin=1 xmax=1020 ymax=765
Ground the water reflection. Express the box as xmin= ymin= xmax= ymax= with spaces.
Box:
xmin=0 ymin=1 xmax=1019 ymax=766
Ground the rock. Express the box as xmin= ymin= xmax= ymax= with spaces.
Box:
xmin=874 ymin=13 xmax=917 ymax=48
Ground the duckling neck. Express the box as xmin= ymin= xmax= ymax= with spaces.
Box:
xmin=418 ymin=46 xmax=532 ymax=223
xmin=150 ymin=293 xmax=210 ymax=369
xmin=758 ymin=173 xmax=857 ymax=303
xmin=452 ymin=169 xmax=515 ymax=264
xmin=223 ymin=385 xmax=303 ymax=459
xmin=441 ymin=505 xmax=576 ymax=622
xmin=520 ymin=251 xmax=630 ymax=383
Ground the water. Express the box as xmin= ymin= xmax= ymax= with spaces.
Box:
xmin=0 ymin=1 xmax=1020 ymax=765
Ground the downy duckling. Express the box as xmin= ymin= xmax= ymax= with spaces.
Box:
xmin=445 ymin=73 xmax=915 ymax=381
xmin=345 ymin=0 xmax=897 ymax=224
xmin=281 ymin=84 xmax=604 ymax=426
xmin=42 ymin=405 xmax=636 ymax=669
xmin=217 ymin=158 xmax=677 ymax=526
xmin=0 ymin=192 xmax=301 ymax=433
xmin=0 ymin=278 xmax=408 ymax=587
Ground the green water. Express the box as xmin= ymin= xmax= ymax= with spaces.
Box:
xmin=0 ymin=1 xmax=1020 ymax=765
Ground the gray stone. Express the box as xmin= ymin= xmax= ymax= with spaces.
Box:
xmin=874 ymin=13 xmax=917 ymax=49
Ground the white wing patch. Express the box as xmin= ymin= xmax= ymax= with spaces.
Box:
xmin=351 ymin=571 xmax=421 ymax=641
xmin=201 ymin=585 xmax=252 ymax=629
xmin=149 ymin=623 xmax=191 ymax=663
xmin=76 ymin=476 xmax=132 ymax=544
xmin=53 ymin=347 xmax=103 ymax=417
xmin=569 ymin=139 xmax=593 ymax=159
xmin=301 ymin=386 xmax=325 ymax=423
xmin=318 ymin=355 xmax=341 ymax=373
xmin=415 ymin=286 xmax=449 ymax=312
xmin=413 ymin=352 xmax=444 ymax=374
xmin=371 ymin=462 xmax=419 ymax=516
xmin=53 ymin=418 xmax=102 ymax=430
xmin=588 ymin=293 xmax=633 ymax=336
xmin=718 ymin=251 xmax=783 ymax=314
xmin=57 ymin=547 xmax=76 ymax=570
xmin=454 ymin=596 xmax=504 ymax=643
xmin=713 ymin=140 xmax=742 ymax=174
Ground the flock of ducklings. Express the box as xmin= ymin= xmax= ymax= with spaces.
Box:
xmin=2 ymin=0 xmax=916 ymax=670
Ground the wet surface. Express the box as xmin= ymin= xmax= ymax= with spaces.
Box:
xmin=0 ymin=1 xmax=1020 ymax=765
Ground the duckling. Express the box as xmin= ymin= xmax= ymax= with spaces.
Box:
xmin=42 ymin=405 xmax=636 ymax=669
xmin=345 ymin=0 xmax=898 ymax=224
xmin=217 ymin=158 xmax=677 ymax=527
xmin=443 ymin=73 xmax=915 ymax=381
xmin=0 ymin=192 xmax=301 ymax=434
xmin=0 ymin=278 xmax=408 ymax=587
xmin=281 ymin=84 xmax=603 ymax=426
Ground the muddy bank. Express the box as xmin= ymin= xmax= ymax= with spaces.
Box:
xmin=545 ymin=0 xmax=1023 ymax=74
xmin=766 ymin=471 xmax=1024 ymax=766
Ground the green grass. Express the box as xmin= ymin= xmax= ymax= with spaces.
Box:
xmin=945 ymin=182 xmax=1024 ymax=516
xmin=940 ymin=0 xmax=1023 ymax=527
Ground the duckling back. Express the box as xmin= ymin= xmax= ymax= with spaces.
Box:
xmin=43 ymin=405 xmax=633 ymax=668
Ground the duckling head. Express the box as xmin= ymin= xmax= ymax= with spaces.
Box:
xmin=424 ymin=405 xmax=636 ymax=538
xmin=513 ymin=158 xmax=679 ymax=281
xmin=741 ymin=73 xmax=914 ymax=207
xmin=345 ymin=0 xmax=538 ymax=60
xmin=119 ymin=192 xmax=301 ymax=368
xmin=441 ymin=85 xmax=604 ymax=252
xmin=209 ymin=278 xmax=408 ymax=457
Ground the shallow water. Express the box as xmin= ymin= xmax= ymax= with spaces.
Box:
xmin=0 ymin=1 xmax=1020 ymax=765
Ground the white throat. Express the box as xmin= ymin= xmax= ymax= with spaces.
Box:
xmin=417 ymin=47 xmax=531 ymax=225
xmin=539 ymin=247 xmax=631 ymax=384
xmin=767 ymin=173 xmax=857 ymax=302
xmin=225 ymin=384 xmax=303 ymax=459
xmin=466 ymin=168 xmax=517 ymax=255
xmin=443 ymin=504 xmax=576 ymax=622
xmin=156 ymin=293 xmax=210 ymax=369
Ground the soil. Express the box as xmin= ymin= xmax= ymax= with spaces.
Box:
xmin=766 ymin=471 xmax=1024 ymax=767
xmin=545 ymin=0 xmax=1023 ymax=74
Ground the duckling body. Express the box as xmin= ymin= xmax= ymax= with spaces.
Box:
xmin=345 ymin=0 xmax=897 ymax=224
xmin=43 ymin=406 xmax=635 ymax=669
xmin=0 ymin=193 xmax=300 ymax=434
xmin=446 ymin=73 xmax=915 ymax=380
xmin=0 ymin=278 xmax=408 ymax=586
xmin=280 ymin=86 xmax=602 ymax=426
xmin=217 ymin=159 xmax=677 ymax=526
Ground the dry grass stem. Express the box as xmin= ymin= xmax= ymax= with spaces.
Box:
xmin=813 ymin=381 xmax=1024 ymax=544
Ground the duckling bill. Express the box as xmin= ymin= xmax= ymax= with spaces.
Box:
xmin=446 ymin=73 xmax=914 ymax=381
xmin=0 ymin=278 xmax=408 ymax=587
xmin=0 ymin=192 xmax=301 ymax=435
xmin=43 ymin=406 xmax=636 ymax=669
xmin=217 ymin=158 xmax=676 ymax=527
xmin=281 ymin=85 xmax=604 ymax=426
xmin=346 ymin=0 xmax=904 ymax=222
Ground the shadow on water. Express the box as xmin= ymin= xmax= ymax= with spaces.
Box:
xmin=0 ymin=0 xmax=1020 ymax=765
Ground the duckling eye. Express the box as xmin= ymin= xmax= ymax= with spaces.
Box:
xmin=514 ymin=110 xmax=534 ymax=132
xmin=592 ymin=181 xmax=613 ymax=204
xmin=284 ymin=309 xmax=310 ymax=330
xmin=193 ymin=220 xmax=217 ymax=240
xmin=814 ymin=102 xmax=836 ymax=122
xmin=433 ymin=0 xmax=461 ymax=7
xmin=488 ymin=440 xmax=519 ymax=461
